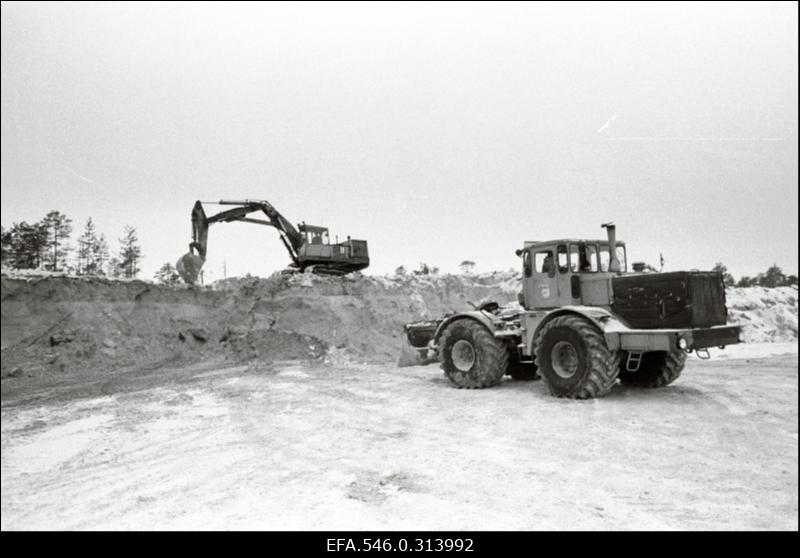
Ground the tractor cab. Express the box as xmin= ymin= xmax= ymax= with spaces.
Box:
xmin=519 ymin=239 xmax=627 ymax=309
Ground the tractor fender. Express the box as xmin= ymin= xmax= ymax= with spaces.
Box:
xmin=432 ymin=311 xmax=497 ymax=347
xmin=527 ymin=306 xmax=628 ymax=353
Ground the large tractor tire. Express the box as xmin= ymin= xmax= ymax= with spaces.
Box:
xmin=618 ymin=349 xmax=686 ymax=387
xmin=439 ymin=319 xmax=508 ymax=389
xmin=533 ymin=315 xmax=620 ymax=399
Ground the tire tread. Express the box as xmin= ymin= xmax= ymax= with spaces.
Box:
xmin=439 ymin=319 xmax=509 ymax=389
xmin=533 ymin=315 xmax=620 ymax=399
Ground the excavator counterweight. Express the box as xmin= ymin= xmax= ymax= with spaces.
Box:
xmin=176 ymin=199 xmax=369 ymax=284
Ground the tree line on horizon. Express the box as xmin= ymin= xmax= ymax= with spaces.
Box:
xmin=1 ymin=214 xmax=797 ymax=289
xmin=712 ymin=262 xmax=797 ymax=289
xmin=1 ymin=210 xmax=143 ymax=279
xmin=393 ymin=260 xmax=797 ymax=288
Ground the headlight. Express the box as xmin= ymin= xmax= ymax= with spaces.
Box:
xmin=677 ymin=337 xmax=688 ymax=350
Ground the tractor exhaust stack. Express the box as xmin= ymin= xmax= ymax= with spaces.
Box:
xmin=602 ymin=222 xmax=621 ymax=273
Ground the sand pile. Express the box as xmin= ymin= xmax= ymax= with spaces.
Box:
xmin=726 ymin=286 xmax=798 ymax=343
xmin=0 ymin=271 xmax=519 ymax=379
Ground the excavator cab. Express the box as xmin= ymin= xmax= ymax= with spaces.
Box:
xmin=296 ymin=223 xmax=370 ymax=271
xmin=299 ymin=224 xmax=329 ymax=246
xmin=299 ymin=224 xmax=329 ymax=254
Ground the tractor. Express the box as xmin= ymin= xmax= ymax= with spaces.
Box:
xmin=403 ymin=223 xmax=741 ymax=399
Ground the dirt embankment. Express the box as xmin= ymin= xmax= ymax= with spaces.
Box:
xmin=1 ymin=272 xmax=796 ymax=380
xmin=726 ymin=286 xmax=798 ymax=343
xmin=0 ymin=272 xmax=520 ymax=379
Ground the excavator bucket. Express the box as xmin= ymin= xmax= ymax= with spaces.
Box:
xmin=176 ymin=252 xmax=204 ymax=285
xmin=177 ymin=201 xmax=209 ymax=284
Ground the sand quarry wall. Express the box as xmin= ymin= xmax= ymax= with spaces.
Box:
xmin=0 ymin=272 xmax=520 ymax=378
xmin=0 ymin=272 xmax=796 ymax=379
xmin=726 ymin=286 xmax=799 ymax=343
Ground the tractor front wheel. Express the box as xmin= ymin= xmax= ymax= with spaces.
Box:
xmin=533 ymin=315 xmax=620 ymax=399
xmin=439 ymin=319 xmax=508 ymax=389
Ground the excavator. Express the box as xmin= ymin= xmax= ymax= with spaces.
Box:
xmin=176 ymin=199 xmax=369 ymax=284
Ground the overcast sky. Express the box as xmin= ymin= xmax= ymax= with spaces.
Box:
xmin=2 ymin=1 xmax=797 ymax=281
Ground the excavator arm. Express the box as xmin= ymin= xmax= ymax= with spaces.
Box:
xmin=177 ymin=199 xmax=305 ymax=284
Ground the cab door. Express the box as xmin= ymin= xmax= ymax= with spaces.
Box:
xmin=554 ymin=243 xmax=578 ymax=306
xmin=525 ymin=245 xmax=560 ymax=309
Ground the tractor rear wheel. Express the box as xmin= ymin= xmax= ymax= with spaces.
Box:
xmin=618 ymin=349 xmax=686 ymax=387
xmin=439 ymin=319 xmax=508 ymax=388
xmin=533 ymin=315 xmax=620 ymax=399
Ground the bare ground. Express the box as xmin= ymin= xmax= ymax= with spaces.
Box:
xmin=1 ymin=355 xmax=797 ymax=531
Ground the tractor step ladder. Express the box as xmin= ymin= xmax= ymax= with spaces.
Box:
xmin=626 ymin=351 xmax=643 ymax=372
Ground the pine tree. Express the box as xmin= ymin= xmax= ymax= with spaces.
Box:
xmin=736 ymin=275 xmax=758 ymax=288
xmin=759 ymin=264 xmax=786 ymax=288
xmin=106 ymin=256 xmax=123 ymax=278
xmin=118 ymin=225 xmax=143 ymax=278
xmin=712 ymin=262 xmax=735 ymax=287
xmin=7 ymin=221 xmax=49 ymax=269
xmin=94 ymin=233 xmax=109 ymax=276
xmin=76 ymin=218 xmax=100 ymax=275
xmin=42 ymin=211 xmax=73 ymax=271
xmin=0 ymin=226 xmax=12 ymax=267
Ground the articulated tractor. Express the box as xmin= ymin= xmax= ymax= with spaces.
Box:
xmin=404 ymin=224 xmax=741 ymax=399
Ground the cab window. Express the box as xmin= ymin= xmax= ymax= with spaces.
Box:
xmin=599 ymin=246 xmax=611 ymax=272
xmin=305 ymin=230 xmax=330 ymax=245
xmin=569 ymin=244 xmax=580 ymax=272
xmin=616 ymin=246 xmax=627 ymax=272
xmin=584 ymin=244 xmax=599 ymax=272
xmin=571 ymin=243 xmax=597 ymax=273
xmin=523 ymin=250 xmax=532 ymax=277
xmin=557 ymin=244 xmax=569 ymax=274
xmin=534 ymin=250 xmax=556 ymax=277
xmin=598 ymin=244 xmax=628 ymax=272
